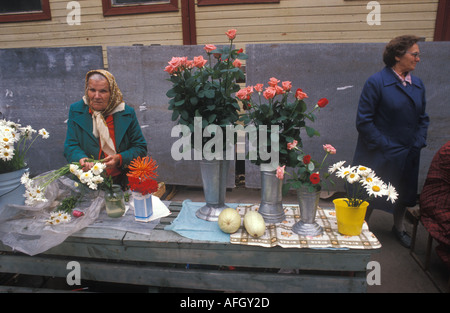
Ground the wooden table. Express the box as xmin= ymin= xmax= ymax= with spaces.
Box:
xmin=0 ymin=201 xmax=379 ymax=293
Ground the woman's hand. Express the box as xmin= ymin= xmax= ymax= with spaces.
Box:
xmin=79 ymin=157 xmax=94 ymax=172
xmin=103 ymin=154 xmax=121 ymax=169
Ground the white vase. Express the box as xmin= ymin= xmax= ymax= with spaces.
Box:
xmin=132 ymin=191 xmax=153 ymax=222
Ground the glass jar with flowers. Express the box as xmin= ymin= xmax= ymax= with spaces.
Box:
xmin=280 ymin=143 xmax=337 ymax=236
xmin=127 ymin=156 xmax=159 ymax=222
xmin=0 ymin=119 xmax=49 ymax=207
xmin=328 ymin=161 xmax=398 ymax=235
xmin=164 ymin=29 xmax=247 ymax=221
xmin=237 ymin=79 xmax=329 ymax=223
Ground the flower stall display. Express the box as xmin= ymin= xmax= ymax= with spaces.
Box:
xmin=0 ymin=119 xmax=49 ymax=207
xmin=237 ymin=78 xmax=329 ymax=223
xmin=281 ymin=143 xmax=337 ymax=236
xmin=328 ymin=161 xmax=398 ymax=235
xmin=165 ymin=29 xmax=247 ymax=222
xmin=127 ymin=156 xmax=159 ymax=222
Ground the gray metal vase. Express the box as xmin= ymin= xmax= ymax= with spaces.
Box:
xmin=292 ymin=186 xmax=323 ymax=236
xmin=196 ymin=159 xmax=230 ymax=221
xmin=258 ymin=165 xmax=285 ymax=223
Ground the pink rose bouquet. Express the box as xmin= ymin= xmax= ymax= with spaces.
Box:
xmin=236 ymin=77 xmax=329 ymax=167
xmin=165 ymin=29 xmax=247 ymax=149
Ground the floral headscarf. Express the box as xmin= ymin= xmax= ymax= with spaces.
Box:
xmin=83 ymin=69 xmax=125 ymax=156
xmin=84 ymin=69 xmax=124 ymax=116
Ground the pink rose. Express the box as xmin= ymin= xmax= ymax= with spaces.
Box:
xmin=287 ymin=140 xmax=298 ymax=150
xmin=323 ymin=144 xmax=336 ymax=154
xmin=268 ymin=77 xmax=280 ymax=87
xmin=276 ymin=165 xmax=285 ymax=180
xmin=232 ymin=59 xmax=242 ymax=68
xmin=253 ymin=84 xmax=264 ymax=93
xmin=73 ymin=210 xmax=84 ymax=217
xmin=282 ymin=81 xmax=292 ymax=92
xmin=263 ymin=87 xmax=276 ymax=100
xmin=236 ymin=89 xmax=249 ymax=100
xmin=164 ymin=65 xmax=176 ymax=74
xmin=193 ymin=55 xmax=207 ymax=68
xmin=225 ymin=29 xmax=237 ymax=40
xmin=295 ymin=88 xmax=308 ymax=100
xmin=204 ymin=44 xmax=217 ymax=53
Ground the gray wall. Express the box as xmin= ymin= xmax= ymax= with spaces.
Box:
xmin=244 ymin=42 xmax=450 ymax=193
xmin=0 ymin=46 xmax=104 ymax=174
xmin=1 ymin=42 xmax=448 ymax=194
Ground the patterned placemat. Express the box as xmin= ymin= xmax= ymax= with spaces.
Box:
xmin=230 ymin=204 xmax=381 ymax=250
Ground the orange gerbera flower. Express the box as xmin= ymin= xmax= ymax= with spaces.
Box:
xmin=127 ymin=156 xmax=158 ymax=180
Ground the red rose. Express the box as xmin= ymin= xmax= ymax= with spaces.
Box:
xmin=303 ymin=155 xmax=311 ymax=164
xmin=309 ymin=173 xmax=320 ymax=184
xmin=317 ymin=98 xmax=329 ymax=108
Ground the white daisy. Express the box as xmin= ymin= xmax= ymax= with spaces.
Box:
xmin=91 ymin=162 xmax=106 ymax=175
xmin=356 ymin=165 xmax=372 ymax=177
xmin=336 ymin=165 xmax=354 ymax=179
xmin=328 ymin=161 xmax=346 ymax=174
xmin=386 ymin=183 xmax=398 ymax=204
xmin=346 ymin=172 xmax=361 ymax=184
xmin=365 ymin=180 xmax=388 ymax=198
xmin=38 ymin=128 xmax=50 ymax=139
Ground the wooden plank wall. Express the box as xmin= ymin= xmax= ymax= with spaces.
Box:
xmin=0 ymin=0 xmax=439 ymax=67
xmin=195 ymin=0 xmax=439 ymax=47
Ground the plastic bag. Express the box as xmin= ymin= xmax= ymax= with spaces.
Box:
xmin=0 ymin=173 xmax=104 ymax=256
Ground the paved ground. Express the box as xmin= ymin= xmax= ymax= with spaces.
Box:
xmin=1 ymin=185 xmax=448 ymax=293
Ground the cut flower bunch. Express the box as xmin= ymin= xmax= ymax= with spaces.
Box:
xmin=21 ymin=159 xmax=110 ymax=206
xmin=281 ymin=143 xmax=336 ymax=193
xmin=328 ymin=161 xmax=398 ymax=207
xmin=237 ymin=78 xmax=329 ymax=167
xmin=127 ymin=156 xmax=159 ymax=195
xmin=0 ymin=119 xmax=49 ymax=174
xmin=165 ymin=29 xmax=247 ymax=148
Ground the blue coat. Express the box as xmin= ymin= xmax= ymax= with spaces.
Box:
xmin=64 ymin=100 xmax=147 ymax=169
xmin=352 ymin=67 xmax=429 ymax=210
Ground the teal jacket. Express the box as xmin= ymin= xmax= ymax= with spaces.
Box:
xmin=64 ymin=100 xmax=147 ymax=169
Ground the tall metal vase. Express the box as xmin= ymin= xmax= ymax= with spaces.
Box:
xmin=196 ymin=159 xmax=230 ymax=221
xmin=292 ymin=186 xmax=323 ymax=236
xmin=258 ymin=164 xmax=285 ymax=223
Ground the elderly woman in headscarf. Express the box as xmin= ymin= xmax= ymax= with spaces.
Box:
xmin=64 ymin=69 xmax=147 ymax=186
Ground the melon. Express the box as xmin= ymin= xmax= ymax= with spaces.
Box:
xmin=218 ymin=208 xmax=241 ymax=234
xmin=244 ymin=211 xmax=266 ymax=237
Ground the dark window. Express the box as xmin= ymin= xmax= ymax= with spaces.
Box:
xmin=0 ymin=0 xmax=51 ymax=23
xmin=102 ymin=0 xmax=178 ymax=16
xmin=197 ymin=0 xmax=280 ymax=6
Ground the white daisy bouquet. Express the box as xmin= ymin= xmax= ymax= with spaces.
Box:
xmin=20 ymin=159 xmax=108 ymax=206
xmin=328 ymin=161 xmax=398 ymax=207
xmin=0 ymin=119 xmax=49 ymax=174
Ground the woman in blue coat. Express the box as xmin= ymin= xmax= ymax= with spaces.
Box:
xmin=352 ymin=35 xmax=429 ymax=247
xmin=64 ymin=69 xmax=147 ymax=186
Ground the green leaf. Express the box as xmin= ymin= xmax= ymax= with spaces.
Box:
xmin=204 ymin=89 xmax=215 ymax=99
xmin=174 ymin=99 xmax=185 ymax=107
xmin=306 ymin=126 xmax=317 ymax=137
xmin=171 ymin=110 xmax=179 ymax=121
xmin=166 ymin=88 xmax=177 ymax=98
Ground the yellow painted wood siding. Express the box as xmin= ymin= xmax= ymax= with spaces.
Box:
xmin=0 ymin=0 xmax=183 ymax=67
xmin=195 ymin=0 xmax=439 ymax=47
xmin=0 ymin=0 xmax=439 ymax=67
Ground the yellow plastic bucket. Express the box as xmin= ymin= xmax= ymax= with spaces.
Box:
xmin=333 ymin=198 xmax=369 ymax=236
